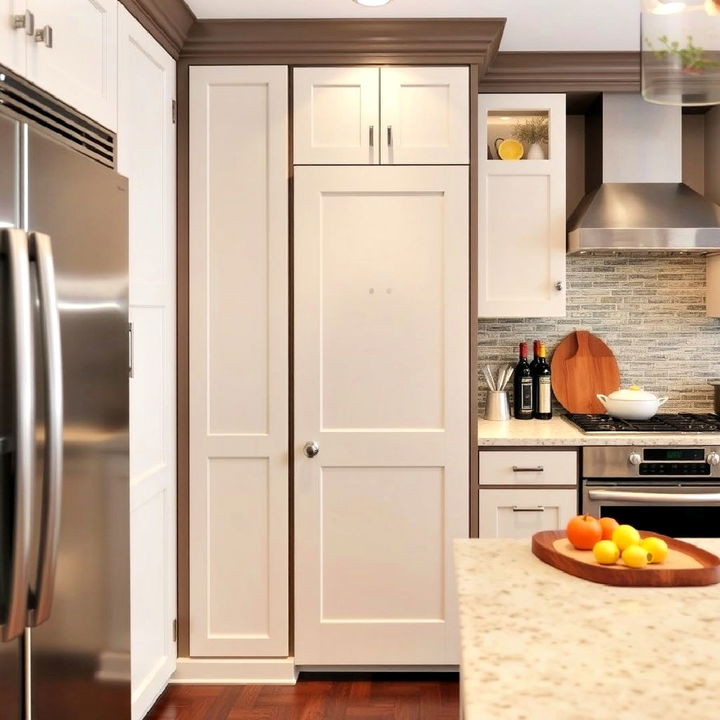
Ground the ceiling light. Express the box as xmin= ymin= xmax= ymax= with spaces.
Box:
xmin=353 ymin=0 xmax=393 ymax=6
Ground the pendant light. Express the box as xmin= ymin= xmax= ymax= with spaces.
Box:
xmin=642 ymin=0 xmax=720 ymax=106
xmin=353 ymin=0 xmax=393 ymax=6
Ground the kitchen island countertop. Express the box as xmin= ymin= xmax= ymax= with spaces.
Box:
xmin=478 ymin=416 xmax=720 ymax=446
xmin=455 ymin=538 xmax=720 ymax=720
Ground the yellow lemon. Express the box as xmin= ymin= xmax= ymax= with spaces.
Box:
xmin=593 ymin=540 xmax=620 ymax=565
xmin=622 ymin=544 xmax=652 ymax=568
xmin=641 ymin=536 xmax=669 ymax=564
xmin=612 ymin=524 xmax=641 ymax=551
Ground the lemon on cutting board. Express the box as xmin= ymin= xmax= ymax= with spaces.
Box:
xmin=641 ymin=536 xmax=669 ymax=564
xmin=622 ymin=545 xmax=652 ymax=568
xmin=612 ymin=524 xmax=641 ymax=551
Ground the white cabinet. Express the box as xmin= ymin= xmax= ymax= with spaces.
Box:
xmin=293 ymin=67 xmax=379 ymax=165
xmin=293 ymin=66 xmax=468 ymax=165
xmin=294 ymin=165 xmax=469 ymax=665
xmin=478 ymin=489 xmax=577 ymax=538
xmin=4 ymin=0 xmax=117 ymax=130
xmin=1 ymin=0 xmax=28 ymax=74
xmin=117 ymin=7 xmax=176 ymax=718
xmin=188 ymin=65 xmax=289 ymax=658
xmin=478 ymin=449 xmax=577 ymax=538
xmin=478 ymin=94 xmax=566 ymax=318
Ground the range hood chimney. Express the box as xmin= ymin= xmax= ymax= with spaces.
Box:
xmin=567 ymin=94 xmax=720 ymax=254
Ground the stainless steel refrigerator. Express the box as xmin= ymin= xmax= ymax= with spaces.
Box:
xmin=0 ymin=102 xmax=129 ymax=719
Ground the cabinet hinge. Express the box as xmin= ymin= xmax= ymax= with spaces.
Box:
xmin=172 ymin=618 xmax=177 ymax=643
xmin=171 ymin=99 xmax=177 ymax=124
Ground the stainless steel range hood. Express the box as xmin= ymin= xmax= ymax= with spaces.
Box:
xmin=567 ymin=95 xmax=720 ymax=254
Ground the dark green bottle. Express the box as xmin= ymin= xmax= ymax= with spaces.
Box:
xmin=533 ymin=343 xmax=552 ymax=420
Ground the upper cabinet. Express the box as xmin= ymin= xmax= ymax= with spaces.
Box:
xmin=1 ymin=0 xmax=117 ymax=130
xmin=293 ymin=66 xmax=469 ymax=165
xmin=478 ymin=93 xmax=566 ymax=318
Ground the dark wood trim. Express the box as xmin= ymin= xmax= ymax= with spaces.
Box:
xmin=469 ymin=64 xmax=479 ymax=538
xmin=480 ymin=51 xmax=641 ymax=93
xmin=180 ymin=18 xmax=506 ymax=71
xmin=119 ymin=0 xmax=195 ymax=59
xmin=176 ymin=58 xmax=190 ymax=657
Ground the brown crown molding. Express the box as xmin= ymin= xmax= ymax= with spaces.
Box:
xmin=119 ymin=0 xmax=196 ymax=59
xmin=180 ymin=18 xmax=506 ymax=71
xmin=481 ymin=51 xmax=641 ymax=92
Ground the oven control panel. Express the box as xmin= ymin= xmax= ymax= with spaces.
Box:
xmin=638 ymin=463 xmax=711 ymax=476
xmin=582 ymin=446 xmax=720 ymax=479
xmin=638 ymin=448 xmax=711 ymax=476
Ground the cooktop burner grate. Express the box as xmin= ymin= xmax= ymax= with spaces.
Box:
xmin=565 ymin=413 xmax=720 ymax=434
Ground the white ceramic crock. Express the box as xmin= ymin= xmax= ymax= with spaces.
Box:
xmin=596 ymin=386 xmax=669 ymax=420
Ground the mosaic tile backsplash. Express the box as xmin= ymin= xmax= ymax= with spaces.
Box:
xmin=477 ymin=255 xmax=720 ymax=415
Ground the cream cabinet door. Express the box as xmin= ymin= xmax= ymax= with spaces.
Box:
xmin=0 ymin=0 xmax=28 ymax=74
xmin=479 ymin=489 xmax=577 ymax=538
xmin=381 ymin=67 xmax=469 ymax=165
xmin=294 ymin=165 xmax=469 ymax=666
xmin=478 ymin=94 xmax=566 ymax=318
xmin=293 ymin=66 xmax=379 ymax=164
xmin=118 ymin=7 xmax=176 ymax=719
xmin=189 ymin=65 xmax=289 ymax=657
xmin=25 ymin=0 xmax=117 ymax=130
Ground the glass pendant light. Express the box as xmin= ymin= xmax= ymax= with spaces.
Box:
xmin=642 ymin=0 xmax=720 ymax=105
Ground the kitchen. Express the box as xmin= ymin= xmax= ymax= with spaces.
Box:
xmin=2 ymin=1 xmax=720 ymax=719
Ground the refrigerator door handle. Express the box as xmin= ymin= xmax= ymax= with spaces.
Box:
xmin=27 ymin=232 xmax=63 ymax=628
xmin=0 ymin=228 xmax=35 ymax=642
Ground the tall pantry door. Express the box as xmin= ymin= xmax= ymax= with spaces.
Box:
xmin=294 ymin=165 xmax=469 ymax=665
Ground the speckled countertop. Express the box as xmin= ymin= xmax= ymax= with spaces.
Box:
xmin=455 ymin=538 xmax=720 ymax=720
xmin=478 ymin=416 xmax=720 ymax=446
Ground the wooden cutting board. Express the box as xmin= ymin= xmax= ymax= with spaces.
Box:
xmin=550 ymin=330 xmax=620 ymax=414
xmin=532 ymin=530 xmax=720 ymax=587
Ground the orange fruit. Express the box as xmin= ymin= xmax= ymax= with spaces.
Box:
xmin=599 ymin=517 xmax=619 ymax=541
xmin=566 ymin=514 xmax=603 ymax=550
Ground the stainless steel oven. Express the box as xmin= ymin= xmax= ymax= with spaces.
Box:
xmin=581 ymin=446 xmax=720 ymax=537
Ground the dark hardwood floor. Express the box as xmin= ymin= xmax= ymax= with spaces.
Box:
xmin=146 ymin=673 xmax=460 ymax=720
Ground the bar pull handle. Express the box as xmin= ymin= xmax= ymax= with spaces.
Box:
xmin=27 ymin=232 xmax=63 ymax=628
xmin=34 ymin=25 xmax=53 ymax=49
xmin=12 ymin=10 xmax=35 ymax=36
xmin=588 ymin=489 xmax=720 ymax=505
xmin=369 ymin=125 xmax=374 ymax=148
xmin=0 ymin=229 xmax=35 ymax=642
xmin=387 ymin=125 xmax=393 ymax=147
xmin=512 ymin=506 xmax=545 ymax=513
xmin=512 ymin=465 xmax=544 ymax=473
xmin=128 ymin=321 xmax=134 ymax=378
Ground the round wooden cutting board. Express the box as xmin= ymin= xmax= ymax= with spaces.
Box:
xmin=550 ymin=330 xmax=621 ymax=414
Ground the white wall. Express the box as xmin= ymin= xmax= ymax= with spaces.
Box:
xmin=185 ymin=0 xmax=639 ymax=51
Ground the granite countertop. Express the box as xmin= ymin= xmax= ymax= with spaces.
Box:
xmin=455 ymin=538 xmax=720 ymax=720
xmin=478 ymin=416 xmax=720 ymax=447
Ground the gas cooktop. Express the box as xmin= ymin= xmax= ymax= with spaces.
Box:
xmin=565 ymin=413 xmax=720 ymax=435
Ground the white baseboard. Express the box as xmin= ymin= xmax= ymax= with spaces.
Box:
xmin=171 ymin=657 xmax=298 ymax=685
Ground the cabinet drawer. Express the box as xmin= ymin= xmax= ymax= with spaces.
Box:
xmin=479 ymin=450 xmax=576 ymax=486
xmin=478 ymin=488 xmax=577 ymax=538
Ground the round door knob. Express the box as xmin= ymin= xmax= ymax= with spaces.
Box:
xmin=628 ymin=452 xmax=642 ymax=466
xmin=707 ymin=452 xmax=720 ymax=466
xmin=304 ymin=441 xmax=319 ymax=458
xmin=554 ymin=281 xmax=563 ymax=291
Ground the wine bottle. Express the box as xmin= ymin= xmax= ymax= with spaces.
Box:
xmin=533 ymin=342 xmax=552 ymax=420
xmin=529 ymin=339 xmax=540 ymax=375
xmin=513 ymin=342 xmax=534 ymax=420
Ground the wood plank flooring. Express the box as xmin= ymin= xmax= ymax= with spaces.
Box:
xmin=146 ymin=673 xmax=459 ymax=720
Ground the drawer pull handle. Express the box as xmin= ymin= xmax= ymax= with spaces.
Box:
xmin=512 ymin=506 xmax=545 ymax=513
xmin=512 ymin=465 xmax=544 ymax=472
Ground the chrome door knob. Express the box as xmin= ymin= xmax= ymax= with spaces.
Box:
xmin=303 ymin=441 xmax=319 ymax=458
xmin=707 ymin=452 xmax=720 ymax=466
xmin=628 ymin=452 xmax=642 ymax=466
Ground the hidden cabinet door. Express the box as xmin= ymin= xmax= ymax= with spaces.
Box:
xmin=293 ymin=165 xmax=469 ymax=665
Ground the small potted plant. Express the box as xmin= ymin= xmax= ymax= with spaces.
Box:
xmin=512 ymin=116 xmax=549 ymax=159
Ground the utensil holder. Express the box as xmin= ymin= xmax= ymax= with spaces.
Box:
xmin=485 ymin=390 xmax=510 ymax=421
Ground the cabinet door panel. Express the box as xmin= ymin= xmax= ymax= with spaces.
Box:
xmin=381 ymin=67 xmax=469 ymax=165
xmin=189 ymin=65 xmax=289 ymax=657
xmin=294 ymin=165 xmax=468 ymax=665
xmin=26 ymin=0 xmax=117 ymax=129
xmin=479 ymin=489 xmax=577 ymax=538
xmin=0 ymin=0 xmax=27 ymax=74
xmin=478 ymin=94 xmax=566 ymax=318
xmin=118 ymin=8 xmax=176 ymax=718
xmin=293 ymin=67 xmax=379 ymax=164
